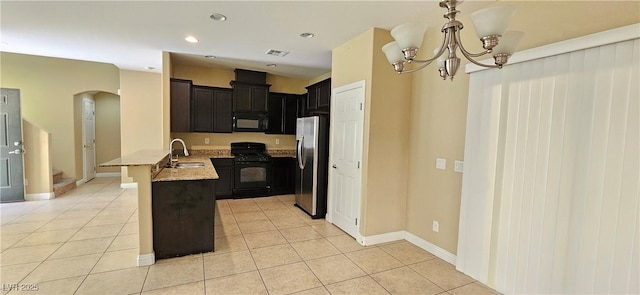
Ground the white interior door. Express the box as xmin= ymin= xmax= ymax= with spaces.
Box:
xmin=328 ymin=80 xmax=365 ymax=240
xmin=83 ymin=98 xmax=96 ymax=182
xmin=0 ymin=88 xmax=25 ymax=202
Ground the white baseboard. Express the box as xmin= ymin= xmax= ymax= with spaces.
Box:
xmin=76 ymin=179 xmax=85 ymax=186
xmin=96 ymin=172 xmax=122 ymax=178
xmin=357 ymin=230 xmax=457 ymax=266
xmin=120 ymin=182 xmax=137 ymax=189
xmin=137 ymin=253 xmax=155 ymax=266
xmin=361 ymin=231 xmax=406 ymax=246
xmin=405 ymin=231 xmax=457 ymax=265
xmin=25 ymin=193 xmax=55 ymax=201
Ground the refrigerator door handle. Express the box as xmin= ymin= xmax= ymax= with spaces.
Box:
xmin=297 ymin=136 xmax=305 ymax=169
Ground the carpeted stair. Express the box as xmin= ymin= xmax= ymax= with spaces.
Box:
xmin=53 ymin=169 xmax=76 ymax=197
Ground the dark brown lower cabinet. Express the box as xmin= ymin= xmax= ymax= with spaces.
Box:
xmin=152 ymin=180 xmax=216 ymax=259
xmin=211 ymin=158 xmax=234 ymax=199
xmin=270 ymin=157 xmax=296 ymax=195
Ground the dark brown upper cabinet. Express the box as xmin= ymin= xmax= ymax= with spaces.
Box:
xmin=267 ymin=92 xmax=299 ymax=135
xmin=305 ymin=78 xmax=331 ymax=115
xmin=231 ymin=81 xmax=270 ymax=113
xmin=170 ymin=78 xmax=192 ymax=132
xmin=191 ymin=86 xmax=233 ymax=133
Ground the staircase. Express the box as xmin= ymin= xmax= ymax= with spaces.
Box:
xmin=53 ymin=169 xmax=76 ymax=197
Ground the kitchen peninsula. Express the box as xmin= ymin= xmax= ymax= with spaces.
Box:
xmin=100 ymin=150 xmax=219 ymax=266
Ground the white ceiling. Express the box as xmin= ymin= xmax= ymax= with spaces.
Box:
xmin=0 ymin=1 xmax=495 ymax=80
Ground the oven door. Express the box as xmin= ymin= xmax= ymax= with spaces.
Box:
xmin=233 ymin=161 xmax=271 ymax=197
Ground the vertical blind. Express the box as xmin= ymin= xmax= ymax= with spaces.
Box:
xmin=462 ymin=38 xmax=639 ymax=294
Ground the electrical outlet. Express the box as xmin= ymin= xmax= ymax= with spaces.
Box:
xmin=454 ymin=160 xmax=464 ymax=173
xmin=436 ymin=158 xmax=446 ymax=170
xmin=204 ymin=138 xmax=210 ymax=144
xmin=433 ymin=220 xmax=439 ymax=232
xmin=275 ymin=138 xmax=280 ymax=145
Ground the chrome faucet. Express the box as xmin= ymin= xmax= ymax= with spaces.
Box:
xmin=169 ymin=138 xmax=189 ymax=167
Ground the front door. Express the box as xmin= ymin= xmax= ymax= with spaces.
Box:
xmin=83 ymin=98 xmax=96 ymax=182
xmin=0 ymin=88 xmax=25 ymax=202
xmin=328 ymin=81 xmax=365 ymax=239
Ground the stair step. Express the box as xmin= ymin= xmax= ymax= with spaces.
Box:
xmin=53 ymin=169 xmax=64 ymax=183
xmin=53 ymin=178 xmax=76 ymax=197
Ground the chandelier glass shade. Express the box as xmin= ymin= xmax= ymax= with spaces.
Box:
xmin=382 ymin=0 xmax=524 ymax=80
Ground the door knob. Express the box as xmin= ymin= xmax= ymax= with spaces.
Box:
xmin=332 ymin=164 xmax=337 ymax=169
xmin=8 ymin=149 xmax=24 ymax=155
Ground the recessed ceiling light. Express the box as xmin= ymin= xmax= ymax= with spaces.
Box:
xmin=300 ymin=32 xmax=315 ymax=38
xmin=266 ymin=64 xmax=277 ymax=68
xmin=146 ymin=66 xmax=155 ymax=70
xmin=204 ymin=55 xmax=216 ymax=59
xmin=210 ymin=13 xmax=227 ymax=21
xmin=185 ymin=36 xmax=199 ymax=43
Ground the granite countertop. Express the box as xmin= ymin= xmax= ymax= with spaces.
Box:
xmin=100 ymin=149 xmax=170 ymax=167
xmin=153 ymin=155 xmax=219 ymax=182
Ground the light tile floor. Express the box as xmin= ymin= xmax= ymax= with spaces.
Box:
xmin=0 ymin=178 xmax=499 ymax=294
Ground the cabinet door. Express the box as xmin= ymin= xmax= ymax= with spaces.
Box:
xmin=283 ymin=95 xmax=298 ymax=134
xmin=152 ymin=180 xmax=215 ymax=259
xmin=252 ymin=86 xmax=268 ymax=112
xmin=298 ymin=94 xmax=307 ymax=118
xmin=306 ymin=88 xmax=318 ymax=111
xmin=170 ymin=79 xmax=192 ymax=132
xmin=211 ymin=158 xmax=234 ymax=198
xmin=192 ymin=86 xmax=215 ymax=132
xmin=213 ymin=89 xmax=233 ymax=133
xmin=270 ymin=157 xmax=295 ymax=195
xmin=317 ymin=80 xmax=331 ymax=110
xmin=266 ymin=93 xmax=284 ymax=134
xmin=233 ymin=84 xmax=253 ymax=112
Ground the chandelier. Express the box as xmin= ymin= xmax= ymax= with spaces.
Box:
xmin=382 ymin=0 xmax=524 ymax=80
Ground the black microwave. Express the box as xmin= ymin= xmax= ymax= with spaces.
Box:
xmin=233 ymin=112 xmax=268 ymax=132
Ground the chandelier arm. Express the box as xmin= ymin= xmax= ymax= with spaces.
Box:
xmin=454 ymin=31 xmax=492 ymax=58
xmin=398 ymin=61 xmax=432 ymax=74
xmin=459 ymin=49 xmax=502 ymax=69
xmin=410 ymin=30 xmax=450 ymax=64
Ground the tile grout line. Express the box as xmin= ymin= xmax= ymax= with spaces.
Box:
xmin=6 ymin=179 xmax=123 ymax=292
xmin=71 ymin=181 xmax=129 ymax=294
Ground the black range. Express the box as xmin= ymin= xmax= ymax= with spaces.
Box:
xmin=230 ymin=142 xmax=272 ymax=198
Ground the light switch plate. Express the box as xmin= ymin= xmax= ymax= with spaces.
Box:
xmin=436 ymin=158 xmax=446 ymax=170
xmin=454 ymin=160 xmax=464 ymax=173
xmin=433 ymin=220 xmax=439 ymax=232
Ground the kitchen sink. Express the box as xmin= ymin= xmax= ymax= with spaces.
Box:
xmin=174 ymin=162 xmax=206 ymax=169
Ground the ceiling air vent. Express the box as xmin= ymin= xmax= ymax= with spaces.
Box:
xmin=265 ymin=49 xmax=289 ymax=57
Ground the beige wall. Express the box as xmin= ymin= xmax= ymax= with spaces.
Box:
xmin=404 ymin=1 xmax=640 ymax=254
xmin=95 ymin=92 xmax=121 ymax=173
xmin=162 ymin=52 xmax=171 ymax=147
xmin=309 ymin=72 xmax=332 ymax=86
xmin=332 ymin=28 xmax=412 ymax=237
xmin=172 ymin=132 xmax=296 ymax=150
xmin=172 ymin=64 xmax=311 ymax=94
xmin=363 ymin=29 xmax=412 ymax=236
xmin=119 ymin=70 xmax=164 ymax=181
xmin=73 ymin=93 xmax=85 ymax=180
xmin=22 ymin=120 xmax=52 ymax=195
xmin=0 ymin=52 xmax=119 ymax=193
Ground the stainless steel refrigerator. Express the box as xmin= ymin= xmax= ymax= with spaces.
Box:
xmin=295 ymin=116 xmax=329 ymax=218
